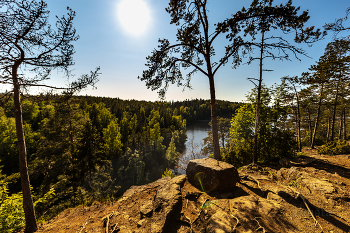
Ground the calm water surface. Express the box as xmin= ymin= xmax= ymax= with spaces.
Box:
xmin=177 ymin=120 xmax=211 ymax=174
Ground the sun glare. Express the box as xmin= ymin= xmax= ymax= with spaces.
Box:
xmin=117 ymin=0 xmax=151 ymax=36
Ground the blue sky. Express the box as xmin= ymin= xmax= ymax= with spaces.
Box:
xmin=42 ymin=0 xmax=349 ymax=102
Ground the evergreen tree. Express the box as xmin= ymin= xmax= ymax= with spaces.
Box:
xmin=166 ymin=132 xmax=180 ymax=166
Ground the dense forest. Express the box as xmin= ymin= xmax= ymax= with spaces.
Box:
xmin=0 ymin=96 xmax=241 ymax=228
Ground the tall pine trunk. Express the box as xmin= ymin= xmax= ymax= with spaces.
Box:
xmin=311 ymin=85 xmax=324 ymax=149
xmin=326 ymin=117 xmax=331 ymax=143
xmin=330 ymin=83 xmax=339 ymax=141
xmin=253 ymin=30 xmax=265 ymax=165
xmin=307 ymin=107 xmax=313 ymax=144
xmin=208 ymin=74 xmax=220 ymax=161
xmin=291 ymin=82 xmax=302 ymax=151
xmin=12 ymin=62 xmax=38 ymax=233
xmin=343 ymin=108 xmax=347 ymax=140
xmin=339 ymin=108 xmax=343 ymax=140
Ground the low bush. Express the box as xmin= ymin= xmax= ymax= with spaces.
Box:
xmin=317 ymin=140 xmax=350 ymax=155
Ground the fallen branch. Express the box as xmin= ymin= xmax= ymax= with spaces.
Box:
xmin=193 ymin=198 xmax=208 ymax=224
xmin=296 ymin=192 xmax=323 ymax=232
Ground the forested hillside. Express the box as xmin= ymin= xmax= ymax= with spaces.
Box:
xmin=0 ymin=96 xmax=241 ymax=229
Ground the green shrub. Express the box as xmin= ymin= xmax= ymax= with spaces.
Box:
xmin=294 ymin=152 xmax=306 ymax=158
xmin=162 ymin=168 xmax=175 ymax=178
xmin=0 ymin=169 xmax=55 ymax=232
xmin=301 ymin=132 xmax=325 ymax=146
xmin=0 ymin=188 xmax=24 ymax=233
xmin=317 ymin=140 xmax=350 ymax=155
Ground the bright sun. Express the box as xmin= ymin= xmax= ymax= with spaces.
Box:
xmin=117 ymin=0 xmax=151 ymax=36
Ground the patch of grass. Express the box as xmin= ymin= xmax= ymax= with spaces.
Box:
xmin=293 ymin=152 xmax=306 ymax=158
xmin=267 ymin=170 xmax=277 ymax=180
xmin=288 ymin=179 xmax=300 ymax=188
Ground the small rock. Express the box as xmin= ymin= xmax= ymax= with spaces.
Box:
xmin=137 ymin=218 xmax=146 ymax=227
xmin=206 ymin=210 xmax=234 ymax=233
xmin=267 ymin=192 xmax=283 ymax=203
xmin=140 ymin=200 xmax=153 ymax=217
xmin=279 ymin=158 xmax=289 ymax=167
xmin=186 ymin=158 xmax=240 ymax=192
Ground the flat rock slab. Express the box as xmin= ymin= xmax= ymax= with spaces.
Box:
xmin=229 ymin=196 xmax=296 ymax=232
xmin=186 ymin=158 xmax=240 ymax=192
xmin=151 ymin=174 xmax=187 ymax=233
xmin=206 ymin=210 xmax=236 ymax=233
xmin=301 ymin=177 xmax=336 ymax=194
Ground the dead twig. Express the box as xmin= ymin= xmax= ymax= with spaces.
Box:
xmin=110 ymin=223 xmax=119 ymax=233
xmin=193 ymin=198 xmax=208 ymax=224
xmin=254 ymin=217 xmax=266 ymax=233
xmin=76 ymin=221 xmax=88 ymax=233
xmin=296 ymin=192 xmax=323 ymax=232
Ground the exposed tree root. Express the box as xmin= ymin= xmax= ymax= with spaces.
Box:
xmin=230 ymin=214 xmax=240 ymax=233
xmin=102 ymin=211 xmax=115 ymax=233
xmin=240 ymin=174 xmax=265 ymax=195
xmin=254 ymin=217 xmax=266 ymax=233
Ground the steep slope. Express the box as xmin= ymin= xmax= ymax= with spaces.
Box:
xmin=17 ymin=148 xmax=350 ymax=233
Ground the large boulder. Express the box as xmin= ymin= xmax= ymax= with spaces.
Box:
xmin=186 ymin=158 xmax=240 ymax=192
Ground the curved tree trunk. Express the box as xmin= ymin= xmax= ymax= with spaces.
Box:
xmin=12 ymin=63 xmax=38 ymax=233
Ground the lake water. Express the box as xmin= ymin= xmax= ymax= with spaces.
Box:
xmin=176 ymin=120 xmax=211 ymax=174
